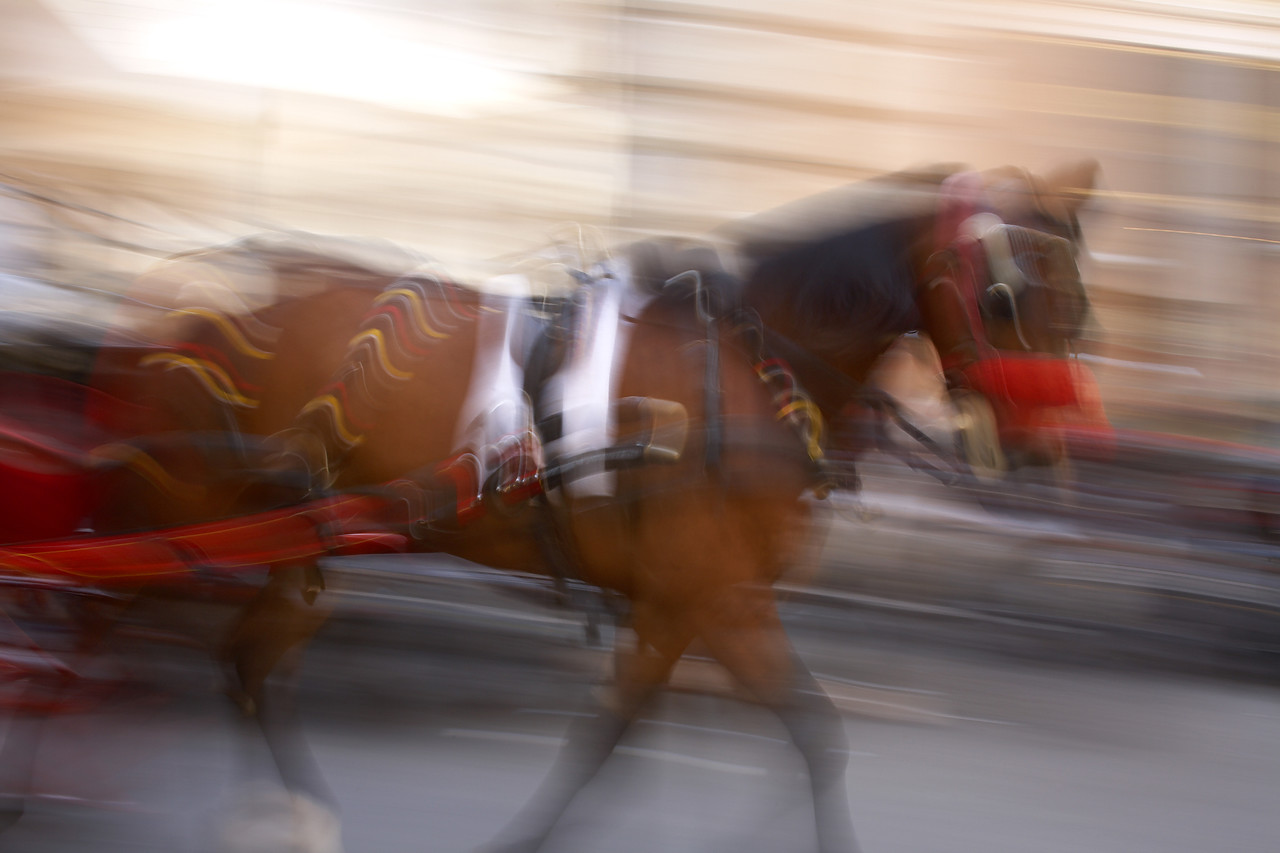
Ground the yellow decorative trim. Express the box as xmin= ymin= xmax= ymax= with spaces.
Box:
xmin=172 ymin=308 xmax=275 ymax=360
xmin=373 ymin=288 xmax=451 ymax=340
xmin=139 ymin=354 xmax=259 ymax=408
xmin=89 ymin=443 xmax=208 ymax=503
xmin=299 ymin=395 xmax=367 ymax=448
xmin=347 ymin=329 xmax=414 ymax=381
xmin=777 ymin=399 xmax=824 ymax=461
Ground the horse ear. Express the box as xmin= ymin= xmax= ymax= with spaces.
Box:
xmin=1040 ymin=158 xmax=1100 ymax=220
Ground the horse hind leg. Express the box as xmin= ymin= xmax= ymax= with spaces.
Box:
xmin=217 ymin=564 xmax=341 ymax=853
xmin=695 ymin=597 xmax=861 ymax=853
xmin=216 ymin=656 xmax=344 ymax=853
xmin=478 ymin=607 xmax=692 ymax=853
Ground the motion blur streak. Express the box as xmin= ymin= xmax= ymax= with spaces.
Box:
xmin=0 ymin=2 xmax=1276 ymax=853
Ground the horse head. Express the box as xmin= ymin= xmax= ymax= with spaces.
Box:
xmin=731 ymin=159 xmax=1099 ymax=407
xmin=964 ymin=161 xmax=1098 ymax=356
xmin=920 ymin=160 xmax=1098 ymax=381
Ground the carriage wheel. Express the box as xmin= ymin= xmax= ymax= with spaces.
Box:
xmin=949 ymin=390 xmax=1006 ymax=482
xmin=0 ymin=588 xmax=136 ymax=716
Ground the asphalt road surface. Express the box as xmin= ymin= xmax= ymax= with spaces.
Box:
xmin=1 ymin=460 xmax=1278 ymax=853
xmin=2 ymin=589 xmax=1277 ymax=853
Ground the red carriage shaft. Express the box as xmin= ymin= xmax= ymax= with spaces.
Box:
xmin=0 ymin=494 xmax=404 ymax=586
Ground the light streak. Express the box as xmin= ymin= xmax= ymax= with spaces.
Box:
xmin=1123 ymin=227 xmax=1280 ymax=245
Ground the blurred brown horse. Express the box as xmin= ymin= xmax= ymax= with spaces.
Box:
xmin=2 ymin=160 xmax=1096 ymax=851
xmin=83 ymin=234 xmax=839 ymax=852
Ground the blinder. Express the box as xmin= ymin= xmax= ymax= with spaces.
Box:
xmin=974 ymin=220 xmax=1089 ymax=348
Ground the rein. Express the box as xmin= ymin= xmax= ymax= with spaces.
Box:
xmin=647 ymin=269 xmax=966 ymax=494
xmin=736 ymin=315 xmax=971 ymax=489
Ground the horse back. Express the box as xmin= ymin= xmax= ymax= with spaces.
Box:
xmin=567 ymin=286 xmax=819 ymax=602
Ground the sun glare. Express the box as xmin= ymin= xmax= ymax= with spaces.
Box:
xmin=132 ymin=0 xmax=522 ymax=115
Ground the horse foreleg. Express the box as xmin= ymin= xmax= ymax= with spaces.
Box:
xmin=696 ymin=594 xmax=860 ymax=853
xmin=776 ymin=657 xmax=861 ymax=853
xmin=478 ymin=606 xmax=690 ymax=853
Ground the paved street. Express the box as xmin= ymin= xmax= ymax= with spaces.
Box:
xmin=2 ymin=612 xmax=1278 ymax=853
xmin=2 ymin=460 xmax=1279 ymax=853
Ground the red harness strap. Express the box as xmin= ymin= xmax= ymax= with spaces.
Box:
xmin=959 ymin=355 xmax=1113 ymax=458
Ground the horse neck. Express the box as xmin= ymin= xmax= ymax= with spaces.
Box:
xmin=742 ymin=213 xmax=935 ymax=412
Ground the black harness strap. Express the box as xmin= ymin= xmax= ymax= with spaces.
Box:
xmin=665 ymin=269 xmax=725 ymax=478
xmin=734 ymin=311 xmax=972 ymax=489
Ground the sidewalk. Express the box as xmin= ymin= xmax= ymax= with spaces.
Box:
xmin=803 ymin=459 xmax=1280 ymax=677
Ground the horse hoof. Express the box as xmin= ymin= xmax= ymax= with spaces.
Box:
xmin=290 ymin=794 xmax=344 ymax=853
xmin=214 ymin=785 xmax=343 ymax=853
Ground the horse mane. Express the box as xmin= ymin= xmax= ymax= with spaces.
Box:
xmin=723 ymin=164 xmax=959 ymax=263
xmin=625 ymin=237 xmax=733 ymax=292
xmin=739 ymin=213 xmax=931 ymax=368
